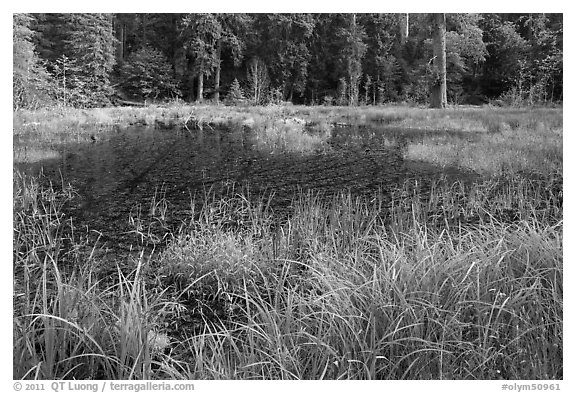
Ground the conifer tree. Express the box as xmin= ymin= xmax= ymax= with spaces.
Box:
xmin=13 ymin=13 xmax=51 ymax=109
xmin=180 ymin=14 xmax=222 ymax=102
xmin=119 ymin=45 xmax=181 ymax=100
xmin=226 ymin=78 xmax=245 ymax=104
xmin=63 ymin=14 xmax=116 ymax=106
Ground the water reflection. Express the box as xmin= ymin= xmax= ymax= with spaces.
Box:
xmin=15 ymin=124 xmax=476 ymax=251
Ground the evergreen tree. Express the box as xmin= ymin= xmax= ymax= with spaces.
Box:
xmin=180 ymin=14 xmax=223 ymax=102
xmin=119 ymin=45 xmax=181 ymax=101
xmin=14 ymin=13 xmax=564 ymax=107
xmin=252 ymin=14 xmax=315 ymax=102
xmin=13 ymin=13 xmax=51 ymax=109
xmin=30 ymin=13 xmax=69 ymax=64
xmin=64 ymin=14 xmax=116 ymax=107
xmin=225 ymin=78 xmax=245 ymax=105
xmin=31 ymin=13 xmax=117 ymax=107
xmin=214 ymin=14 xmax=251 ymax=103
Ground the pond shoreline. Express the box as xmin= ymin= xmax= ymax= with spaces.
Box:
xmin=14 ymin=103 xmax=562 ymax=174
xmin=13 ymin=104 xmax=563 ymax=380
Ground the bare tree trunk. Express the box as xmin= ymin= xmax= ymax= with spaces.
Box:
xmin=197 ymin=71 xmax=204 ymax=103
xmin=348 ymin=13 xmax=361 ymax=106
xmin=430 ymin=13 xmax=447 ymax=109
xmin=113 ymin=18 xmax=125 ymax=65
xmin=251 ymin=60 xmax=259 ymax=104
xmin=214 ymin=39 xmax=221 ymax=103
xmin=376 ymin=74 xmax=381 ymax=104
xmin=247 ymin=57 xmax=269 ymax=105
xmin=399 ymin=13 xmax=409 ymax=45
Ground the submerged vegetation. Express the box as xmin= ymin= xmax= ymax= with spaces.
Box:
xmin=13 ymin=102 xmax=562 ymax=380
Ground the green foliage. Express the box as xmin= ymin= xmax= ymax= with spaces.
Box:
xmin=480 ymin=16 xmax=529 ymax=98
xmin=14 ymin=13 xmax=564 ymax=107
xmin=180 ymin=14 xmax=222 ymax=78
xmin=336 ymin=77 xmax=348 ymax=105
xmin=26 ymin=13 xmax=117 ymax=108
xmin=377 ymin=55 xmax=402 ymax=103
xmin=336 ymin=14 xmax=367 ymax=106
xmin=51 ymin=55 xmax=83 ymax=106
xmin=363 ymin=74 xmax=372 ymax=104
xmin=253 ymin=14 xmax=315 ymax=100
xmin=119 ymin=46 xmax=181 ymax=100
xmin=13 ymin=14 xmax=52 ymax=109
xmin=225 ymin=78 xmax=245 ymax=104
xmin=61 ymin=14 xmax=116 ymax=107
xmin=356 ymin=14 xmax=400 ymax=104
xmin=13 ymin=167 xmax=562 ymax=379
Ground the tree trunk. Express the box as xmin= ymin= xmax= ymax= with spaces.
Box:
xmin=197 ymin=71 xmax=204 ymax=103
xmin=399 ymin=13 xmax=409 ymax=45
xmin=113 ymin=18 xmax=125 ymax=65
xmin=430 ymin=13 xmax=447 ymax=109
xmin=348 ymin=13 xmax=361 ymax=107
xmin=376 ymin=74 xmax=381 ymax=104
xmin=252 ymin=61 xmax=259 ymax=104
xmin=214 ymin=39 xmax=221 ymax=103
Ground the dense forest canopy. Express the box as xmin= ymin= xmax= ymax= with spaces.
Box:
xmin=13 ymin=13 xmax=563 ymax=109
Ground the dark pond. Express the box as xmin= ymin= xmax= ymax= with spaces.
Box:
xmin=14 ymin=124 xmax=478 ymax=253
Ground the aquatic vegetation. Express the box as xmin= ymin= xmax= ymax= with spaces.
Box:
xmin=405 ymin=122 xmax=562 ymax=175
xmin=252 ymin=118 xmax=329 ymax=154
xmin=13 ymin=171 xmax=562 ymax=380
xmin=14 ymin=104 xmax=562 ymax=174
xmin=12 ymin=103 xmax=563 ymax=379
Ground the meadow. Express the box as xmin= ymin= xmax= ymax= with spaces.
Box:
xmin=13 ymin=103 xmax=562 ymax=380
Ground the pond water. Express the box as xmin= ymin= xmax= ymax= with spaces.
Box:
xmin=14 ymin=124 xmax=477 ymax=253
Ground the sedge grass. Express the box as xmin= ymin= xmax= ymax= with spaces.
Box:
xmin=13 ymin=164 xmax=562 ymax=379
xmin=14 ymin=104 xmax=562 ymax=176
xmin=139 ymin=175 xmax=562 ymax=379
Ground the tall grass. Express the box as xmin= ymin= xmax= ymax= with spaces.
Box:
xmin=405 ymin=122 xmax=562 ymax=175
xmin=13 ymin=102 xmax=563 ymax=379
xmin=14 ymin=170 xmax=561 ymax=379
xmin=14 ymin=104 xmax=562 ymax=172
xmin=14 ymin=104 xmax=562 ymax=134
xmin=13 ymin=174 xmax=172 ymax=379
xmin=152 ymin=175 xmax=561 ymax=379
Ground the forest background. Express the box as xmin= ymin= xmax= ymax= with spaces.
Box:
xmin=12 ymin=13 xmax=563 ymax=110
